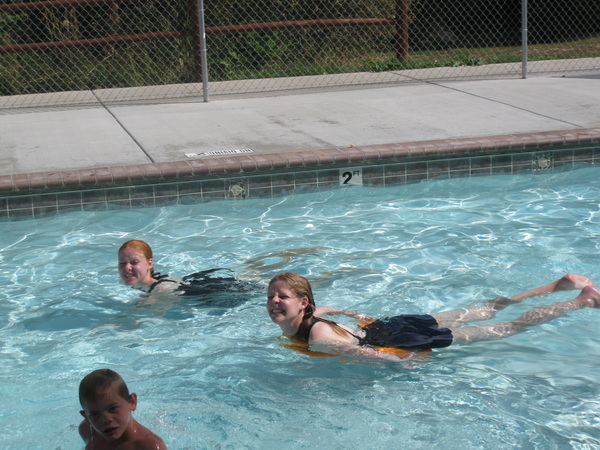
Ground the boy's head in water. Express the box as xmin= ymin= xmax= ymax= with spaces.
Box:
xmin=78 ymin=369 xmax=166 ymax=449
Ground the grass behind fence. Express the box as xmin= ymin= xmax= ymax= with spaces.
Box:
xmin=1 ymin=17 xmax=599 ymax=96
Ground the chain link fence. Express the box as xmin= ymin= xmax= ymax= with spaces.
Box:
xmin=1 ymin=0 xmax=599 ymax=108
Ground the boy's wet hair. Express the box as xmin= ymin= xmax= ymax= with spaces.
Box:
xmin=79 ymin=369 xmax=130 ymax=407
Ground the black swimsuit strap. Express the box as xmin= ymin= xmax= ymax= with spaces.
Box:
xmin=299 ymin=317 xmax=361 ymax=342
xmin=303 ymin=318 xmax=320 ymax=339
xmin=147 ymin=273 xmax=179 ymax=293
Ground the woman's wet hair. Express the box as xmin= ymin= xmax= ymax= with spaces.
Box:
xmin=269 ymin=272 xmax=315 ymax=319
xmin=119 ymin=240 xmax=153 ymax=261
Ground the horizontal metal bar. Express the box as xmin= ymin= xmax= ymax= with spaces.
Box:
xmin=0 ymin=0 xmax=145 ymax=13
xmin=0 ymin=18 xmax=393 ymax=54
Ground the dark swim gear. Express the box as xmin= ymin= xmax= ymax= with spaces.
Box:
xmin=293 ymin=316 xmax=333 ymax=342
xmin=147 ymin=273 xmax=180 ymax=293
xmin=179 ymin=269 xmax=260 ymax=295
xmin=298 ymin=315 xmax=452 ymax=351
xmin=149 ymin=269 xmax=262 ymax=307
xmin=358 ymin=315 xmax=453 ymax=350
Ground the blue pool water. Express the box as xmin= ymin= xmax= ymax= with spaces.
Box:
xmin=1 ymin=166 xmax=599 ymax=448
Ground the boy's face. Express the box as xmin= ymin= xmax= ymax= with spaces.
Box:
xmin=80 ymin=389 xmax=138 ymax=442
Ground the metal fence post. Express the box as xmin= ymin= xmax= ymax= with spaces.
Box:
xmin=190 ymin=0 xmax=209 ymax=101
xmin=521 ymin=0 xmax=528 ymax=79
xmin=197 ymin=0 xmax=209 ymax=101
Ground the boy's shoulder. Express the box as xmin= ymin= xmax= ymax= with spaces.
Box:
xmin=79 ymin=420 xmax=166 ymax=450
xmin=121 ymin=424 xmax=167 ymax=450
xmin=79 ymin=420 xmax=93 ymax=445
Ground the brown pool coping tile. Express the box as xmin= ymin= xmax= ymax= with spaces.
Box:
xmin=300 ymin=151 xmax=320 ymax=166
xmin=78 ymin=169 xmax=97 ymax=186
xmin=93 ymin=167 xmax=114 ymax=185
xmin=186 ymin=159 xmax=210 ymax=176
xmin=110 ymin=166 xmax=131 ymax=184
xmin=0 ymin=176 xmax=14 ymax=193
xmin=10 ymin=174 xmax=26 ymax=190
xmin=45 ymin=171 xmax=64 ymax=188
xmin=29 ymin=172 xmax=47 ymax=190
xmin=0 ymin=128 xmax=599 ymax=198
xmin=231 ymin=155 xmax=257 ymax=172
xmin=279 ymin=151 xmax=304 ymax=167
xmin=312 ymin=149 xmax=339 ymax=165
xmin=123 ymin=164 xmax=146 ymax=181
xmin=142 ymin=163 xmax=162 ymax=180
xmin=252 ymin=155 xmax=275 ymax=171
xmin=62 ymin=170 xmax=81 ymax=186
xmin=347 ymin=145 xmax=377 ymax=160
xmin=203 ymin=157 xmax=241 ymax=174
xmin=221 ymin=158 xmax=245 ymax=174
xmin=172 ymin=161 xmax=193 ymax=177
xmin=155 ymin=162 xmax=180 ymax=179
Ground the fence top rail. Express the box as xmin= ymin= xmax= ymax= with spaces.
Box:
xmin=0 ymin=0 xmax=145 ymax=13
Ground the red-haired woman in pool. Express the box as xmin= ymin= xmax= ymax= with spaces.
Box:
xmin=117 ymin=239 xmax=261 ymax=307
xmin=118 ymin=239 xmax=335 ymax=300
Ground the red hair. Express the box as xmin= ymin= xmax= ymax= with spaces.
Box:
xmin=119 ymin=240 xmax=153 ymax=261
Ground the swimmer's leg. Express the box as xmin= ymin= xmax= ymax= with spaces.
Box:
xmin=309 ymin=268 xmax=383 ymax=290
xmin=510 ymin=273 xmax=595 ymax=301
xmin=242 ymin=247 xmax=330 ymax=276
xmin=433 ymin=296 xmax=519 ymax=328
xmin=433 ymin=274 xmax=595 ymax=328
xmin=451 ymin=286 xmax=600 ymax=345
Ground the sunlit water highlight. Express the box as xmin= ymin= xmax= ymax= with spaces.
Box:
xmin=1 ymin=167 xmax=599 ymax=449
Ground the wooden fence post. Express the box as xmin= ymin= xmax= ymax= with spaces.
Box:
xmin=394 ymin=0 xmax=409 ymax=62
xmin=188 ymin=0 xmax=203 ymax=82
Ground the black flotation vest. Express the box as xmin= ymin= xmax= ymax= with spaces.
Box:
xmin=149 ymin=268 xmax=262 ymax=307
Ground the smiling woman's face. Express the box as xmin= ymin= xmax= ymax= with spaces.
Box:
xmin=118 ymin=247 xmax=154 ymax=288
xmin=267 ymin=279 xmax=308 ymax=334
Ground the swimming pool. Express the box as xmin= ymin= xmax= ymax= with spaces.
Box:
xmin=1 ymin=166 xmax=599 ymax=448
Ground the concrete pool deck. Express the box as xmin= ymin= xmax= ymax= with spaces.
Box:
xmin=1 ymin=69 xmax=600 ymax=198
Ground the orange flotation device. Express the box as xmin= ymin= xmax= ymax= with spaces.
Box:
xmin=279 ymin=337 xmax=341 ymax=358
xmin=278 ymin=323 xmax=432 ymax=360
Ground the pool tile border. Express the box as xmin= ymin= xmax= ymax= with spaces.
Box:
xmin=1 ymin=128 xmax=599 ymax=220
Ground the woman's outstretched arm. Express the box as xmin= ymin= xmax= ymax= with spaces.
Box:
xmin=314 ymin=306 xmax=374 ymax=322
